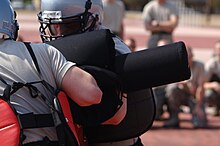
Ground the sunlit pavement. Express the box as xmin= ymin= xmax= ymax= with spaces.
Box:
xmin=141 ymin=111 xmax=220 ymax=146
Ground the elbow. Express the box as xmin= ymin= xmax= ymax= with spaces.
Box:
xmin=144 ymin=22 xmax=150 ymax=31
xmin=91 ymin=87 xmax=103 ymax=104
xmin=80 ymin=87 xmax=103 ymax=106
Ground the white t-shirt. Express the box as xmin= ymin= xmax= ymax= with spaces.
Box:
xmin=102 ymin=0 xmax=125 ymax=33
xmin=142 ymin=0 xmax=179 ymax=25
xmin=0 ymin=39 xmax=75 ymax=143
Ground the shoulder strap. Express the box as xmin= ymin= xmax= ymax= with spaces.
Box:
xmin=23 ymin=42 xmax=58 ymax=95
xmin=24 ymin=42 xmax=41 ymax=74
xmin=21 ymin=42 xmax=79 ymax=146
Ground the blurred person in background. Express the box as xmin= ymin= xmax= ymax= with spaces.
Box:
xmin=142 ymin=0 xmax=179 ymax=48
xmin=204 ymin=41 xmax=220 ymax=116
xmin=102 ymin=0 xmax=125 ymax=40
xmin=164 ymin=46 xmax=207 ymax=128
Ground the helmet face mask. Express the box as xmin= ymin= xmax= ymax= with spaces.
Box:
xmin=38 ymin=0 xmax=103 ymax=42
xmin=38 ymin=11 xmax=97 ymax=42
xmin=0 ymin=0 xmax=19 ymax=40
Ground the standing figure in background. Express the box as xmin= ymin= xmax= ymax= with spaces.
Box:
xmin=164 ymin=46 xmax=207 ymax=128
xmin=102 ymin=0 xmax=125 ymax=40
xmin=142 ymin=0 xmax=179 ymax=48
xmin=204 ymin=41 xmax=220 ymax=116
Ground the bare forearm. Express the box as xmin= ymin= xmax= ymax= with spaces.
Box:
xmin=62 ymin=66 xmax=102 ymax=106
xmin=158 ymin=21 xmax=177 ymax=32
xmin=146 ymin=16 xmax=178 ymax=33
